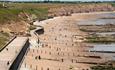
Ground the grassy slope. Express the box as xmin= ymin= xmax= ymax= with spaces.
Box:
xmin=0 ymin=2 xmax=114 ymax=23
xmin=0 ymin=3 xmax=51 ymax=24
xmin=0 ymin=2 xmax=114 ymax=24
xmin=0 ymin=3 xmax=49 ymax=50
xmin=0 ymin=8 xmax=48 ymax=24
xmin=0 ymin=32 xmax=10 ymax=50
xmin=0 ymin=9 xmax=22 ymax=23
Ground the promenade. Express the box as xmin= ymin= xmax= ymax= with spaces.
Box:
xmin=0 ymin=37 xmax=29 ymax=70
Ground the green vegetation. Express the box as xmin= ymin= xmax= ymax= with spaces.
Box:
xmin=91 ymin=65 xmax=115 ymax=70
xmin=85 ymin=35 xmax=115 ymax=43
xmin=0 ymin=8 xmax=48 ymax=23
xmin=23 ymin=8 xmax=48 ymax=20
xmin=0 ymin=9 xmax=22 ymax=23
xmin=0 ymin=32 xmax=10 ymax=50
xmin=29 ymin=25 xmax=37 ymax=30
xmin=0 ymin=2 xmax=114 ymax=24
xmin=0 ymin=3 xmax=3 ymax=8
xmin=0 ymin=3 xmax=49 ymax=24
xmin=0 ymin=2 xmax=114 ymax=49
xmin=79 ymin=28 xmax=90 ymax=32
xmin=111 ymin=3 xmax=115 ymax=7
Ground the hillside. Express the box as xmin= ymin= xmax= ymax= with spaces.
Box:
xmin=48 ymin=3 xmax=115 ymax=16
xmin=0 ymin=5 xmax=48 ymax=34
xmin=0 ymin=3 xmax=115 ymax=34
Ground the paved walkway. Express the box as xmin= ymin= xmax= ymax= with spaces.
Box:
xmin=0 ymin=37 xmax=28 ymax=70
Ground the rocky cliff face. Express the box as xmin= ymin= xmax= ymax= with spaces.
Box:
xmin=48 ymin=3 xmax=115 ymax=17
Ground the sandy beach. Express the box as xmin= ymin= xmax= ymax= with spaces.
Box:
xmin=19 ymin=12 xmax=115 ymax=70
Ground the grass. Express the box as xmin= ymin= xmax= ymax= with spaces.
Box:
xmin=0 ymin=3 xmax=49 ymax=24
xmin=0 ymin=8 xmax=48 ymax=24
xmin=111 ymin=3 xmax=115 ymax=7
xmin=0 ymin=8 xmax=22 ymax=23
xmin=0 ymin=3 xmax=49 ymax=50
xmin=0 ymin=2 xmax=114 ymax=24
xmin=24 ymin=8 xmax=48 ymax=20
xmin=0 ymin=32 xmax=10 ymax=50
xmin=29 ymin=25 xmax=37 ymax=30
